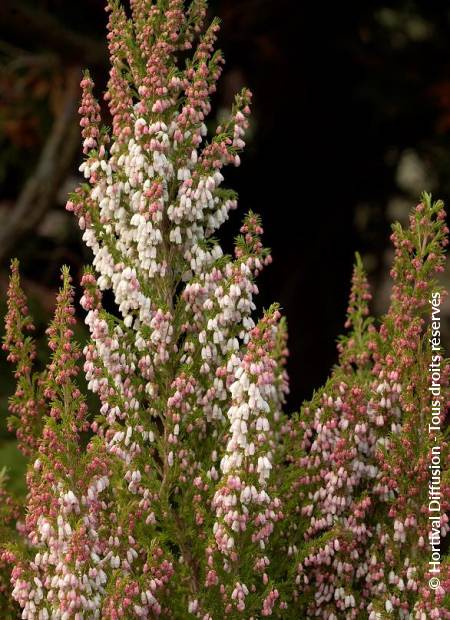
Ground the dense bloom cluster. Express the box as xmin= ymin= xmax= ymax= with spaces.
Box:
xmin=1 ymin=1 xmax=449 ymax=618
xmin=283 ymin=196 xmax=450 ymax=619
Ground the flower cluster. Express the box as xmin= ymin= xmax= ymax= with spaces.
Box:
xmin=3 ymin=1 xmax=289 ymax=617
xmin=2 ymin=259 xmax=44 ymax=455
xmin=283 ymin=194 xmax=450 ymax=619
xmin=1 ymin=0 xmax=449 ymax=618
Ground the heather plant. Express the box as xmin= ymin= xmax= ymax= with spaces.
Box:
xmin=1 ymin=1 xmax=449 ymax=619
xmin=284 ymin=195 xmax=450 ymax=619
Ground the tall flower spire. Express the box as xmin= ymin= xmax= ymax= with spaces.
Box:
xmin=63 ymin=1 xmax=287 ymax=616
xmin=2 ymin=259 xmax=44 ymax=455
xmin=10 ymin=269 xmax=114 ymax=619
xmin=2 ymin=0 xmax=448 ymax=617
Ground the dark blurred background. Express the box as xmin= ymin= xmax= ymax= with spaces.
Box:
xmin=1 ymin=0 xmax=450 ymax=485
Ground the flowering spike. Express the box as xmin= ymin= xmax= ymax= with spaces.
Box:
xmin=42 ymin=267 xmax=89 ymax=432
xmin=344 ymin=252 xmax=371 ymax=332
xmin=3 ymin=259 xmax=36 ymax=378
xmin=337 ymin=251 xmax=373 ymax=369
xmin=2 ymin=259 xmax=44 ymax=455
xmin=79 ymin=70 xmax=102 ymax=154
